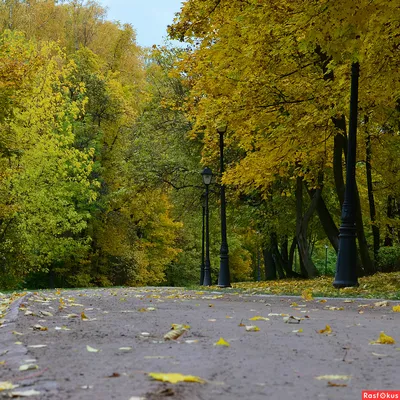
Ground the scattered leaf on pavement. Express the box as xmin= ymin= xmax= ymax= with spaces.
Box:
xmin=27 ymin=345 xmax=46 ymax=348
xmin=86 ymin=345 xmax=100 ymax=353
xmin=245 ymin=325 xmax=260 ymax=332
xmin=214 ymin=337 xmax=230 ymax=347
xmin=374 ymin=300 xmax=389 ymax=307
xmin=392 ymin=305 xmax=400 ymax=312
xmin=315 ymin=375 xmax=351 ymax=381
xmin=148 ymin=372 xmax=205 ymax=384
xmin=301 ymin=289 xmax=313 ymax=301
xmin=370 ymin=332 xmax=395 ymax=345
xmin=119 ymin=347 xmax=132 ymax=351
xmin=0 ymin=381 xmax=19 ymax=391
xmin=327 ymin=382 xmax=347 ymax=387
xmin=283 ymin=316 xmax=301 ymax=324
xmin=164 ymin=324 xmax=189 ymax=340
xmin=19 ymin=364 xmax=38 ymax=371
xmin=318 ymin=325 xmax=332 ymax=335
xmin=249 ymin=316 xmax=269 ymax=321
xmin=32 ymin=324 xmax=47 ymax=331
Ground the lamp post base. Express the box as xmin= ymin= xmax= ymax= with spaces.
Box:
xmin=333 ymin=223 xmax=358 ymax=288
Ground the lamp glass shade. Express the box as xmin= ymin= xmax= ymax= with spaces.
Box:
xmin=201 ymin=167 xmax=213 ymax=185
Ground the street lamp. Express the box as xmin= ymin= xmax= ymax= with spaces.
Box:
xmin=217 ymin=125 xmax=231 ymax=288
xmin=200 ymin=193 xmax=205 ymax=285
xmin=201 ymin=167 xmax=213 ymax=286
xmin=333 ymin=62 xmax=360 ymax=288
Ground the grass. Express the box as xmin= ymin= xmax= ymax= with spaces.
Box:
xmin=196 ymin=272 xmax=400 ymax=300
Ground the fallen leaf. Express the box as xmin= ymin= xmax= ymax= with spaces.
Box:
xmin=140 ymin=332 xmax=150 ymax=337
xmin=39 ymin=311 xmax=53 ymax=317
xmin=19 ymin=364 xmax=38 ymax=371
xmin=128 ymin=397 xmax=145 ymax=400
xmin=32 ymin=324 xmax=47 ymax=331
xmin=249 ymin=316 xmax=269 ymax=321
xmin=319 ymin=299 xmax=327 ymax=303
xmin=301 ymin=289 xmax=313 ymax=301
xmin=185 ymin=340 xmax=199 ymax=344
xmin=225 ymin=316 xmax=233 ymax=319
xmin=86 ymin=345 xmax=100 ymax=353
xmin=208 ymin=319 xmax=217 ymax=322
xmin=374 ymin=300 xmax=389 ymax=307
xmin=107 ymin=372 xmax=120 ymax=378
xmin=64 ymin=314 xmax=79 ymax=319
xmin=370 ymin=332 xmax=396 ymax=345
xmin=290 ymin=302 xmax=298 ymax=307
xmin=318 ymin=325 xmax=332 ymax=335
xmin=164 ymin=324 xmax=189 ymax=340
xmin=12 ymin=331 xmax=24 ymax=336
xmin=146 ymin=307 xmax=156 ymax=311
xmin=245 ymin=325 xmax=260 ymax=332
xmin=0 ymin=361 xmax=5 ymax=365
xmin=118 ymin=347 xmax=132 ymax=351
xmin=81 ymin=312 xmax=89 ymax=321
xmin=283 ymin=316 xmax=301 ymax=324
xmin=55 ymin=326 xmax=70 ymax=331
xmin=0 ymin=381 xmax=19 ymax=391
xmin=292 ymin=329 xmax=303 ymax=333
xmin=325 ymin=306 xmax=344 ymax=311
xmin=214 ymin=337 xmax=230 ymax=347
xmin=27 ymin=345 xmax=47 ymax=348
xmin=372 ymin=352 xmax=388 ymax=357
xmin=327 ymin=382 xmax=347 ymax=387
xmin=392 ymin=305 xmax=400 ymax=312
xmin=315 ymin=375 xmax=351 ymax=381
xmin=343 ymin=299 xmax=354 ymax=303
xmin=148 ymin=372 xmax=205 ymax=384
xmin=10 ymin=389 xmax=41 ymax=397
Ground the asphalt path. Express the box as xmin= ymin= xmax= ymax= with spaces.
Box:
xmin=1 ymin=287 xmax=400 ymax=400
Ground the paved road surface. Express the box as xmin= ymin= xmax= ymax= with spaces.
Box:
xmin=1 ymin=287 xmax=399 ymax=399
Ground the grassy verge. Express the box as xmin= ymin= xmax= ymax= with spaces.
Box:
xmin=198 ymin=272 xmax=400 ymax=300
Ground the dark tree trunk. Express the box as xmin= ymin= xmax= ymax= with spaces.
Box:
xmin=296 ymin=177 xmax=319 ymax=278
xmin=263 ymin=247 xmax=277 ymax=280
xmin=365 ymin=118 xmax=380 ymax=260
xmin=306 ymin=187 xmax=339 ymax=252
xmin=288 ymin=237 xmax=297 ymax=272
xmin=384 ymin=195 xmax=394 ymax=246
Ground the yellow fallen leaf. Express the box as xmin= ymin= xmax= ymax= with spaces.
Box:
xmin=245 ymin=325 xmax=260 ymax=332
xmin=301 ymin=289 xmax=313 ymax=301
xmin=214 ymin=337 xmax=230 ymax=347
xmin=372 ymin=352 xmax=388 ymax=357
xmin=0 ymin=381 xmax=19 ymax=391
xmin=225 ymin=316 xmax=233 ymax=319
xmin=19 ymin=364 xmax=38 ymax=371
xmin=318 ymin=325 xmax=332 ymax=335
xmin=315 ymin=375 xmax=351 ymax=381
xmin=81 ymin=312 xmax=89 ymax=321
xmin=290 ymin=302 xmax=298 ymax=307
xmin=185 ymin=340 xmax=199 ymax=344
xmin=164 ymin=324 xmax=188 ymax=340
xmin=292 ymin=329 xmax=303 ymax=333
xmin=249 ymin=316 xmax=270 ymax=321
xmin=319 ymin=299 xmax=327 ymax=303
xmin=374 ymin=300 xmax=389 ymax=307
xmin=325 ymin=306 xmax=344 ymax=311
xmin=119 ymin=347 xmax=132 ymax=351
xmin=12 ymin=331 xmax=23 ymax=336
xmin=148 ymin=372 xmax=205 ymax=384
xmin=32 ymin=324 xmax=47 ymax=331
xmin=283 ymin=316 xmax=301 ymax=324
xmin=0 ymin=361 xmax=5 ymax=365
xmin=370 ymin=332 xmax=396 ymax=345
xmin=86 ymin=345 xmax=100 ymax=353
xmin=392 ymin=305 xmax=400 ymax=312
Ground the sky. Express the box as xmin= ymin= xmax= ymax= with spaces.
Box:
xmin=98 ymin=0 xmax=185 ymax=48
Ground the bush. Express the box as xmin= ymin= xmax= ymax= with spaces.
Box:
xmin=377 ymin=246 xmax=400 ymax=272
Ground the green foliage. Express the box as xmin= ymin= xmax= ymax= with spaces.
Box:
xmin=377 ymin=246 xmax=400 ymax=273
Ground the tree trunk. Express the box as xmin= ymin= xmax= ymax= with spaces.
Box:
xmin=365 ymin=118 xmax=380 ymax=260
xmin=296 ymin=177 xmax=319 ymax=278
xmin=384 ymin=195 xmax=394 ymax=246
xmin=263 ymin=247 xmax=277 ymax=280
xmin=306 ymin=187 xmax=339 ymax=252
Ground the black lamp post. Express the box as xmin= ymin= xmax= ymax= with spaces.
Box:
xmin=217 ymin=125 xmax=231 ymax=288
xmin=333 ymin=62 xmax=360 ymax=288
xmin=200 ymin=193 xmax=205 ymax=285
xmin=201 ymin=167 xmax=213 ymax=286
